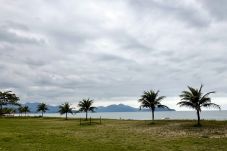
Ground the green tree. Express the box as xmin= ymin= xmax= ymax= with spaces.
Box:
xmin=78 ymin=99 xmax=96 ymax=120
xmin=58 ymin=102 xmax=73 ymax=120
xmin=18 ymin=105 xmax=24 ymax=116
xmin=37 ymin=103 xmax=48 ymax=117
xmin=178 ymin=85 xmax=221 ymax=126
xmin=0 ymin=91 xmax=20 ymax=115
xmin=20 ymin=105 xmax=30 ymax=116
xmin=139 ymin=90 xmax=168 ymax=122
xmin=2 ymin=108 xmax=16 ymax=115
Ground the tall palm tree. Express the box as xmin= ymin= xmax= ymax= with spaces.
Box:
xmin=178 ymin=85 xmax=221 ymax=126
xmin=139 ymin=90 xmax=168 ymax=122
xmin=78 ymin=99 xmax=96 ymax=120
xmin=58 ymin=102 xmax=73 ymax=120
xmin=37 ymin=103 xmax=48 ymax=117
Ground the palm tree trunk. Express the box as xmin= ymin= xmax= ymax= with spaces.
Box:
xmin=66 ymin=112 xmax=68 ymax=120
xmin=152 ymin=109 xmax=154 ymax=122
xmin=86 ymin=111 xmax=88 ymax=121
xmin=42 ymin=111 xmax=43 ymax=117
xmin=197 ymin=110 xmax=200 ymax=126
xmin=0 ymin=104 xmax=2 ymax=115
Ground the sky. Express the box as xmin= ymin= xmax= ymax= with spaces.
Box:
xmin=0 ymin=0 xmax=227 ymax=110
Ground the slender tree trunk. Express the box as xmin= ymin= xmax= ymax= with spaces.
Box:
xmin=42 ymin=111 xmax=43 ymax=117
xmin=66 ymin=112 xmax=68 ymax=120
xmin=197 ymin=110 xmax=200 ymax=126
xmin=0 ymin=104 xmax=2 ymax=116
xmin=152 ymin=109 xmax=154 ymax=122
xmin=86 ymin=111 xmax=88 ymax=121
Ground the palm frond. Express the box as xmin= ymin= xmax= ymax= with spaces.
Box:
xmin=177 ymin=101 xmax=195 ymax=109
xmin=202 ymin=103 xmax=221 ymax=110
xmin=199 ymin=91 xmax=215 ymax=104
xmin=157 ymin=104 xmax=169 ymax=109
xmin=198 ymin=84 xmax=203 ymax=94
xmin=156 ymin=96 xmax=166 ymax=102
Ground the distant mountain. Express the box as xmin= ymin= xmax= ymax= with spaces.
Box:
xmin=96 ymin=104 xmax=175 ymax=112
xmin=21 ymin=103 xmax=175 ymax=113
xmin=140 ymin=108 xmax=175 ymax=112
xmin=96 ymin=104 xmax=137 ymax=112
xmin=23 ymin=102 xmax=59 ymax=113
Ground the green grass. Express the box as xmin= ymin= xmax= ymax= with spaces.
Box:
xmin=0 ymin=117 xmax=227 ymax=151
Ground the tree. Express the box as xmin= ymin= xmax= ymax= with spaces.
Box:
xmin=138 ymin=90 xmax=168 ymax=122
xmin=37 ymin=103 xmax=48 ymax=117
xmin=78 ymin=99 xmax=96 ymax=120
xmin=19 ymin=105 xmax=30 ymax=116
xmin=58 ymin=102 xmax=73 ymax=120
xmin=178 ymin=85 xmax=221 ymax=126
xmin=0 ymin=91 xmax=20 ymax=115
xmin=18 ymin=105 xmax=24 ymax=116
xmin=23 ymin=105 xmax=30 ymax=116
xmin=2 ymin=108 xmax=16 ymax=115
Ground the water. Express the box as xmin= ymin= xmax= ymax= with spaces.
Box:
xmin=22 ymin=110 xmax=227 ymax=120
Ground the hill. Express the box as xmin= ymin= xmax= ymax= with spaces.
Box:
xmin=22 ymin=103 xmax=175 ymax=113
xmin=96 ymin=104 xmax=175 ymax=112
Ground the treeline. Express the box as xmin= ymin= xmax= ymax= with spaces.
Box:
xmin=0 ymin=92 xmax=96 ymax=121
xmin=0 ymin=85 xmax=221 ymax=126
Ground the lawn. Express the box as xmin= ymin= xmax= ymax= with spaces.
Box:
xmin=0 ymin=117 xmax=227 ymax=151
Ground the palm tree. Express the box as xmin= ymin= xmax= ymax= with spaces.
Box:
xmin=58 ymin=102 xmax=73 ymax=120
xmin=37 ymin=103 xmax=48 ymax=117
xmin=18 ymin=105 xmax=23 ymax=116
xmin=139 ymin=90 xmax=168 ymax=122
xmin=22 ymin=105 xmax=30 ymax=116
xmin=178 ymin=85 xmax=221 ymax=126
xmin=78 ymin=99 xmax=96 ymax=120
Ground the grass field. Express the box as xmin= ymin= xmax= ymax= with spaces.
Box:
xmin=0 ymin=117 xmax=227 ymax=151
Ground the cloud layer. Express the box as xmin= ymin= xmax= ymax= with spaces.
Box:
xmin=0 ymin=0 xmax=227 ymax=109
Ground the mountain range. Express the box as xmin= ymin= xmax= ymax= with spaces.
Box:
xmin=96 ymin=104 xmax=175 ymax=112
xmin=23 ymin=103 xmax=175 ymax=113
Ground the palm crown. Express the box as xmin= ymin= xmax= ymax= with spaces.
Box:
xmin=78 ymin=99 xmax=96 ymax=120
xmin=20 ymin=105 xmax=30 ymax=116
xmin=23 ymin=106 xmax=30 ymax=113
xmin=37 ymin=103 xmax=48 ymax=117
xmin=178 ymin=85 xmax=220 ymax=111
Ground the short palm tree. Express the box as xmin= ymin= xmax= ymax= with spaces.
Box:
xmin=37 ymin=102 xmax=48 ymax=117
xmin=78 ymin=99 xmax=96 ymax=120
xmin=23 ymin=105 xmax=30 ymax=116
xmin=139 ymin=90 xmax=168 ymax=122
xmin=178 ymin=85 xmax=221 ymax=126
xmin=18 ymin=105 xmax=23 ymax=116
xmin=58 ymin=102 xmax=73 ymax=120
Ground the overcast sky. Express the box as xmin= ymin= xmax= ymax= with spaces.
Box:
xmin=0 ymin=0 xmax=227 ymax=110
